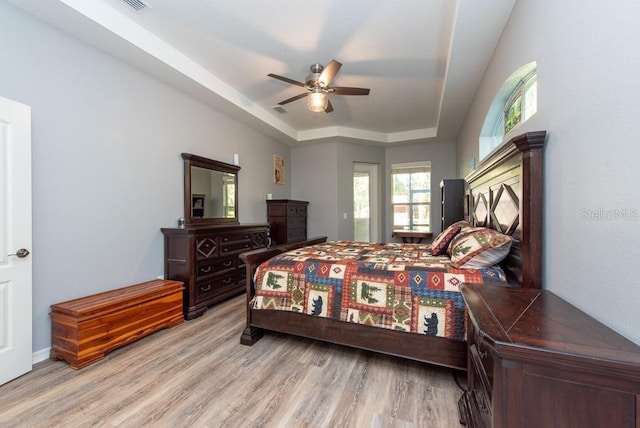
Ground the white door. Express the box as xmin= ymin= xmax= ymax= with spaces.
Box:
xmin=0 ymin=96 xmax=32 ymax=385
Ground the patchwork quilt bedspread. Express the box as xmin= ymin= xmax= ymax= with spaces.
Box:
xmin=252 ymin=241 xmax=507 ymax=341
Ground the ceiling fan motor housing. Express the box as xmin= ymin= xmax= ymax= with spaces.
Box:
xmin=305 ymin=64 xmax=324 ymax=89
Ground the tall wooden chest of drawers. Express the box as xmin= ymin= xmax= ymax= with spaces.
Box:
xmin=266 ymin=199 xmax=308 ymax=245
xmin=162 ymin=224 xmax=269 ymax=319
xmin=440 ymin=179 xmax=465 ymax=230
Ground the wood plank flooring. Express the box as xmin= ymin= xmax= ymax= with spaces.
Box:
xmin=0 ymin=294 xmax=465 ymax=427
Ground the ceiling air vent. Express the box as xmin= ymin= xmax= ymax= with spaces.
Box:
xmin=272 ymin=106 xmax=288 ymax=114
xmin=121 ymin=0 xmax=151 ymax=12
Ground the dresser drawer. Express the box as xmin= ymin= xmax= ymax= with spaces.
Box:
xmin=197 ymin=256 xmax=235 ymax=279
xmin=221 ymin=231 xmax=252 ymax=244
xmin=287 ymin=216 xmax=307 ymax=227
xmin=221 ymin=240 xmax=253 ymax=255
xmin=469 ymin=343 xmax=493 ymax=427
xmin=287 ymin=204 xmax=307 ymax=216
xmin=195 ymin=273 xmax=236 ymax=302
xmin=195 ymin=236 xmax=219 ymax=260
xmin=221 ymin=231 xmax=267 ymax=252
xmin=267 ymin=201 xmax=308 ymax=217
xmin=287 ymin=227 xmax=307 ymax=242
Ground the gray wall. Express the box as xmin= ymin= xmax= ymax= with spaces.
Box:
xmin=292 ymin=141 xmax=387 ymax=241
xmin=292 ymin=140 xmax=455 ymax=242
xmin=291 ymin=142 xmax=339 ymax=239
xmin=456 ymin=0 xmax=640 ymax=344
xmin=0 ymin=3 xmax=291 ymax=352
xmin=336 ymin=143 xmax=386 ymax=241
xmin=292 ymin=140 xmax=463 ymax=243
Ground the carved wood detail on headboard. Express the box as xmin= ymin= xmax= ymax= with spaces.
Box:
xmin=465 ymin=131 xmax=546 ymax=289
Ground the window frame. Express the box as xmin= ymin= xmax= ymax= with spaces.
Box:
xmin=478 ymin=62 xmax=538 ymax=162
xmin=391 ymin=161 xmax=431 ymax=232
xmin=502 ymin=70 xmax=537 ymax=136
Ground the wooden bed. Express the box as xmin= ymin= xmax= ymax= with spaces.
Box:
xmin=239 ymin=131 xmax=546 ymax=370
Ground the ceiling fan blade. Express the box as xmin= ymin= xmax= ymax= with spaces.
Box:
xmin=278 ymin=92 xmax=308 ymax=105
xmin=324 ymin=99 xmax=334 ymax=113
xmin=331 ymin=87 xmax=370 ymax=96
xmin=268 ymin=73 xmax=305 ymax=87
xmin=318 ymin=60 xmax=342 ymax=87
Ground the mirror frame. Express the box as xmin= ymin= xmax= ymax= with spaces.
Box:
xmin=182 ymin=153 xmax=240 ymax=225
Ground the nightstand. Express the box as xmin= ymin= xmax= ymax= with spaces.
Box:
xmin=459 ymin=283 xmax=640 ymax=428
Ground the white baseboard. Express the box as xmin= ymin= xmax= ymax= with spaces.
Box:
xmin=32 ymin=347 xmax=51 ymax=365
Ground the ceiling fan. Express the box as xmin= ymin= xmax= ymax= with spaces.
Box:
xmin=268 ymin=60 xmax=370 ymax=113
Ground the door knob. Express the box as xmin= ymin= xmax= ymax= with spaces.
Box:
xmin=8 ymin=248 xmax=30 ymax=258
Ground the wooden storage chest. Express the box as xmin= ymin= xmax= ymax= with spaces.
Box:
xmin=50 ymin=279 xmax=184 ymax=369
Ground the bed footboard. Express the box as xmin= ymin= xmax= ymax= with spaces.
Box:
xmin=239 ymin=236 xmax=327 ymax=345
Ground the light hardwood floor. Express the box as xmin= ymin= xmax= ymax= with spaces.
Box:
xmin=0 ymin=294 xmax=465 ymax=427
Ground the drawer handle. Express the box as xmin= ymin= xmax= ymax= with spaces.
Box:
xmin=244 ymin=244 xmax=249 ymax=248
xmin=223 ymin=248 xmax=228 ymax=252
xmin=223 ymin=261 xmax=232 ymax=267
xmin=201 ymin=266 xmax=212 ymax=273
xmin=223 ymin=237 xmax=229 ymax=242
xmin=200 ymin=284 xmax=212 ymax=292
xmin=222 ymin=278 xmax=232 ymax=284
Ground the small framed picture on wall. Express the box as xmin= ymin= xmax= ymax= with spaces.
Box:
xmin=274 ymin=155 xmax=285 ymax=184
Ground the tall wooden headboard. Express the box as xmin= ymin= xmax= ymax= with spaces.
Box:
xmin=465 ymin=131 xmax=546 ymax=289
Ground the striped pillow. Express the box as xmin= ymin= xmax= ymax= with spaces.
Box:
xmin=430 ymin=225 xmax=462 ymax=255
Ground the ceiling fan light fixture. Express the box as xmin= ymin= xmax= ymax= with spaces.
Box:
xmin=307 ymin=88 xmax=328 ymax=112
xmin=268 ymin=59 xmax=369 ymax=113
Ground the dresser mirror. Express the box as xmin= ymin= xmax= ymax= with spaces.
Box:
xmin=182 ymin=153 xmax=240 ymax=225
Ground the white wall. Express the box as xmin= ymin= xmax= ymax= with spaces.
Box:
xmin=0 ymin=3 xmax=292 ymax=352
xmin=456 ymin=0 xmax=640 ymax=344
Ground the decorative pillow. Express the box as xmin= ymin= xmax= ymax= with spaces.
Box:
xmin=449 ymin=227 xmax=512 ymax=269
xmin=430 ymin=225 xmax=462 ymax=255
xmin=445 ymin=221 xmax=473 ymax=255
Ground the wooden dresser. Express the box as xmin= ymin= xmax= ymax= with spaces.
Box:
xmin=162 ymin=224 xmax=269 ymax=319
xmin=266 ymin=199 xmax=308 ymax=245
xmin=459 ymin=283 xmax=640 ymax=428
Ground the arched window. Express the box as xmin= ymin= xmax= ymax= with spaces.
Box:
xmin=479 ymin=62 xmax=537 ymax=160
